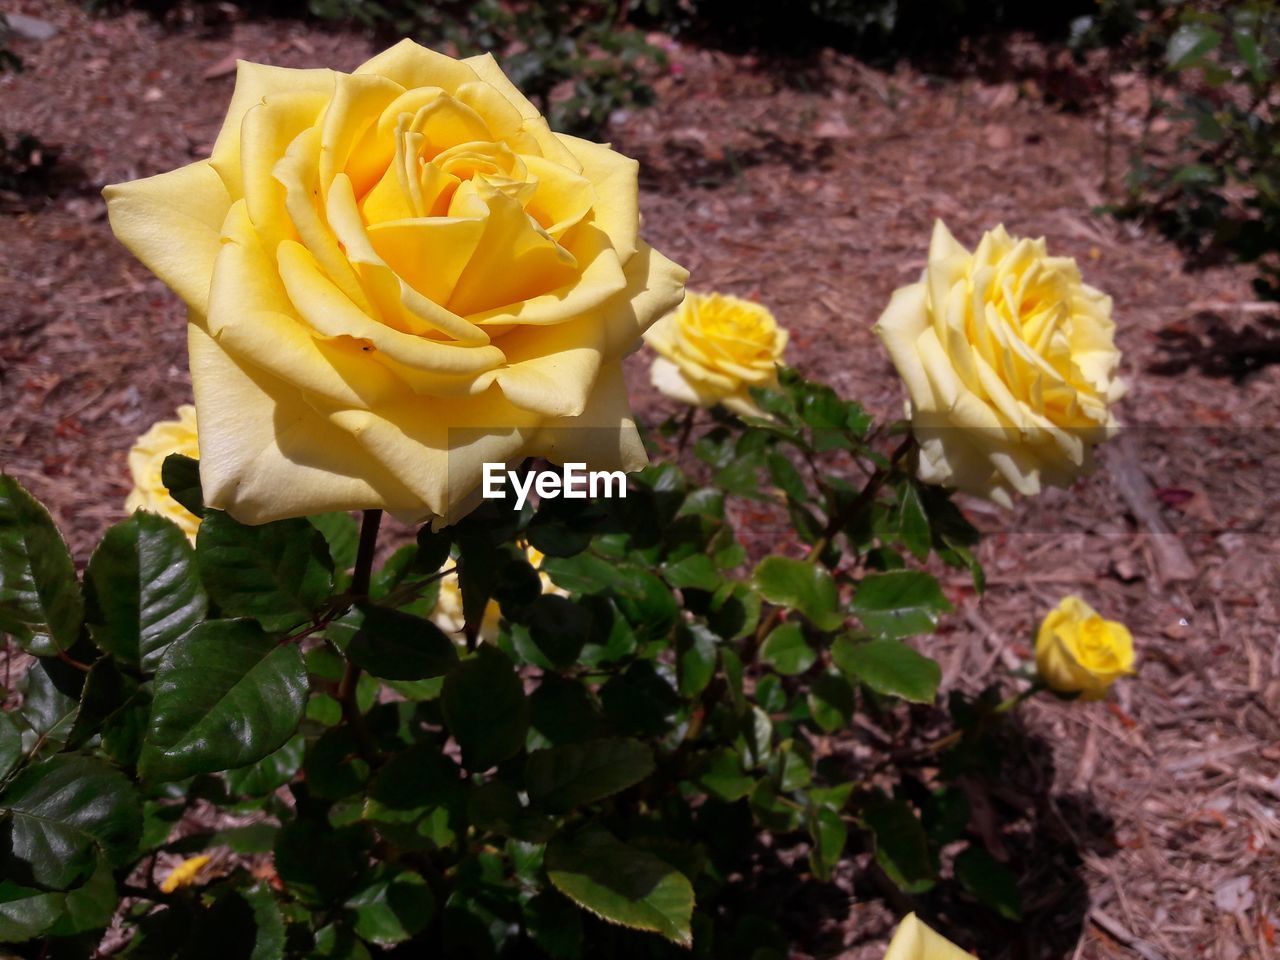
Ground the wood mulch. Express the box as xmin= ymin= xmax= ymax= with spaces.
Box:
xmin=1 ymin=3 xmax=1277 ymax=958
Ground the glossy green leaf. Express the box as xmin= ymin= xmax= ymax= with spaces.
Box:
xmin=0 ymin=754 xmax=141 ymax=889
xmin=196 ymin=512 xmax=333 ymax=632
xmin=545 ymin=825 xmax=694 ymax=947
xmin=67 ymin=657 xmax=149 ymax=765
xmin=851 ymin=570 xmax=951 ymax=638
xmin=527 ymin=738 xmax=654 ymax=813
xmin=442 ymin=645 xmax=528 ymax=771
xmin=831 ymin=636 xmax=941 ymax=703
xmin=141 ymin=619 xmax=308 ymax=781
xmin=346 ymin=603 xmax=458 ymax=681
xmin=662 ymin=554 xmax=721 ymax=592
xmin=310 ymin=512 xmax=360 ymax=570
xmin=759 ymin=622 xmax=816 ymax=676
xmin=346 ymin=868 xmax=434 ymax=945
xmin=160 ymin=454 xmax=204 ymax=519
xmin=85 ymin=510 xmax=207 ymax=670
xmin=0 ymin=474 xmax=83 ymax=655
xmin=752 ymin=557 xmax=843 ymax=631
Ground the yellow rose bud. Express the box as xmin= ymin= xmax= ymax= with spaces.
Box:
xmin=125 ymin=405 xmax=201 ymax=542
xmin=104 ymin=41 xmax=687 ymax=527
xmin=875 ymin=221 xmax=1124 ymax=507
xmin=433 ymin=544 xmax=562 ymax=641
xmin=882 ymin=913 xmax=974 ymax=959
xmin=644 ymin=291 xmax=787 ymax=417
xmin=158 ymin=854 xmax=212 ymax=893
xmin=1035 ymin=595 xmax=1135 ymax=700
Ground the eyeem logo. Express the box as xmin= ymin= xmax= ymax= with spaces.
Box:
xmin=482 ymin=463 xmax=627 ymax=510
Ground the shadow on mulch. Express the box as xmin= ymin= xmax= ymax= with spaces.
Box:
xmin=1149 ymin=310 xmax=1280 ymax=383
xmin=0 ymin=136 xmax=94 ymax=215
xmin=635 ymin=132 xmax=836 ymax=193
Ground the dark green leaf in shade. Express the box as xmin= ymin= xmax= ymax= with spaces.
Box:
xmin=468 ymin=781 xmax=557 ymax=843
xmin=675 ymin=622 xmax=717 ymax=697
xmin=524 ymin=888 xmax=585 ymax=960
xmin=0 ymin=474 xmax=84 ymax=656
xmin=526 ymin=738 xmax=654 ymax=813
xmin=599 ymin=661 xmax=681 ymax=737
xmin=441 ymin=645 xmax=528 ymax=771
xmin=529 ymin=676 xmax=610 ymax=746
xmin=196 ymin=512 xmax=333 ymax=633
xmin=141 ymin=619 xmax=308 ymax=781
xmin=694 ymin=747 xmax=754 ymax=802
xmin=954 ymin=846 xmax=1022 ymax=920
xmin=67 ymin=656 xmax=150 ymax=765
xmin=522 ymin=594 xmax=595 ymax=668
xmin=0 ymin=754 xmax=141 ymax=889
xmin=807 ymin=806 xmax=847 ymax=881
xmin=752 ymin=557 xmax=843 ymax=631
xmin=545 ymin=825 xmax=694 ymax=947
xmin=304 ymin=726 xmax=372 ymax=800
xmin=274 ymin=818 xmax=373 ymax=907
xmin=831 ymin=636 xmax=941 ymax=703
xmin=851 ymin=570 xmax=952 ymax=638
xmin=806 ymin=671 xmax=855 ymax=733
xmin=160 ymin=454 xmax=204 ymax=519
xmin=862 ymin=797 xmax=936 ymax=893
xmin=759 ymin=622 xmax=816 ymax=676
xmin=345 ymin=603 xmax=458 ymax=681
xmin=345 ymin=868 xmax=434 ymax=945
xmin=85 ymin=511 xmax=206 ymax=670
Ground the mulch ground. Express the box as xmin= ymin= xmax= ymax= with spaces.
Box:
xmin=1 ymin=3 xmax=1277 ymax=958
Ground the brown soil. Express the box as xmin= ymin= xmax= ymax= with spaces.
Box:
xmin=1 ymin=3 xmax=1277 ymax=959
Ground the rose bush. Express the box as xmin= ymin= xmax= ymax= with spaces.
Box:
xmin=875 ymin=221 xmax=1124 ymax=506
xmin=1035 ymin=594 xmax=1135 ymax=700
xmin=104 ymin=40 xmax=686 ymax=526
xmin=124 ymin=405 xmax=202 ymax=541
xmin=645 ymin=290 xmax=787 ymax=416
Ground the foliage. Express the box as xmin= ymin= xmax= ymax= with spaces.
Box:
xmin=0 ymin=369 xmax=1050 ymax=958
xmin=304 ymin=0 xmax=663 ymax=138
xmin=1074 ymin=0 xmax=1280 ymax=299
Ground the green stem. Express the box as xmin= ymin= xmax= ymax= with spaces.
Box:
xmin=340 ymin=509 xmax=382 ymax=764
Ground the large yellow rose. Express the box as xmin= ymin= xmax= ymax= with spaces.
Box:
xmin=875 ymin=221 xmax=1123 ymax=507
xmin=882 ymin=913 xmax=973 ymax=959
xmin=644 ymin=291 xmax=786 ymax=417
xmin=1035 ymin=595 xmax=1135 ymax=701
xmin=125 ymin=405 xmax=202 ymax=542
xmin=104 ymin=41 xmax=686 ymax=526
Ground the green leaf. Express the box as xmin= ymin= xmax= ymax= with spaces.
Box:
xmin=753 ymin=557 xmax=843 ymax=631
xmin=346 ymin=868 xmax=434 ymax=945
xmin=442 ymin=645 xmax=528 ymax=771
xmin=807 ymin=806 xmax=847 ymax=881
xmin=954 ymin=846 xmax=1021 ymax=919
xmin=1167 ymin=22 xmax=1222 ymax=69
xmin=766 ymin=453 xmax=808 ymax=502
xmin=526 ymin=738 xmax=654 ymax=813
xmin=0 ymin=880 xmax=66 ymax=942
xmin=67 ymin=657 xmax=149 ymax=765
xmin=675 ymin=622 xmax=717 ymax=697
xmin=600 ymin=661 xmax=681 ymax=737
xmin=160 ymin=454 xmax=204 ymax=519
xmin=0 ymin=474 xmax=83 ymax=655
xmin=196 ymin=512 xmax=333 ymax=633
xmin=896 ymin=483 xmax=931 ymax=561
xmin=48 ymin=850 xmax=117 ymax=937
xmin=759 ymin=622 xmax=816 ymax=676
xmin=346 ymin=603 xmax=458 ymax=681
xmin=17 ymin=658 xmax=80 ymax=753
xmin=226 ymin=735 xmax=305 ymax=798
xmin=468 ymin=781 xmax=557 ymax=843
xmin=831 ymin=636 xmax=940 ymax=703
xmin=141 ymin=619 xmax=309 ymax=781
xmin=661 ymin=554 xmax=721 ymax=592
xmin=275 ymin=819 xmax=372 ymax=907
xmin=806 ymin=671 xmax=854 ymax=733
xmin=545 ymin=825 xmax=694 ymax=947
xmin=0 ymin=713 xmax=21 ymax=780
xmin=305 ymin=726 xmax=371 ymax=800
xmin=522 ymin=594 xmax=595 ymax=668
xmin=85 ymin=510 xmax=207 ymax=670
xmin=851 ymin=570 xmax=951 ymax=638
xmin=310 ymin=512 xmax=360 ymax=570
xmin=695 ymin=747 xmax=754 ymax=802
xmin=524 ymin=888 xmax=585 ymax=960
xmin=0 ymin=754 xmax=141 ymax=889
xmin=863 ymin=798 xmax=936 ymax=893
xmin=529 ymin=676 xmax=610 ymax=746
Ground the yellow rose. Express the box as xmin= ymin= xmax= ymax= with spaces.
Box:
xmin=433 ymin=545 xmax=562 ymax=641
xmin=104 ymin=41 xmax=687 ymax=526
xmin=1035 ymin=595 xmax=1135 ymax=700
xmin=644 ymin=291 xmax=786 ymax=417
xmin=125 ymin=405 xmax=201 ymax=542
xmin=882 ymin=913 xmax=973 ymax=960
xmin=875 ymin=221 xmax=1124 ymax=507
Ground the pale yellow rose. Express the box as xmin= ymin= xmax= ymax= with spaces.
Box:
xmin=645 ymin=291 xmax=786 ymax=417
xmin=433 ymin=545 xmax=562 ymax=641
xmin=883 ymin=913 xmax=973 ymax=960
xmin=104 ymin=41 xmax=687 ymax=526
xmin=125 ymin=405 xmax=201 ymax=542
xmin=875 ymin=222 xmax=1124 ymax=507
xmin=1035 ymin=595 xmax=1135 ymax=700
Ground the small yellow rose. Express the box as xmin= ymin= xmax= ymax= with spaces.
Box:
xmin=1035 ymin=595 xmax=1135 ymax=700
xmin=875 ymin=221 xmax=1124 ymax=506
xmin=883 ymin=913 xmax=973 ymax=960
xmin=433 ymin=544 xmax=562 ymax=641
xmin=645 ymin=291 xmax=787 ymax=417
xmin=125 ymin=405 xmax=201 ymax=542
xmin=105 ymin=41 xmax=687 ymax=527
xmin=159 ymin=854 xmax=212 ymax=893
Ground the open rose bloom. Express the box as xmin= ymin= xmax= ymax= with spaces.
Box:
xmin=105 ymin=41 xmax=686 ymax=525
xmin=125 ymin=405 xmax=202 ymax=542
